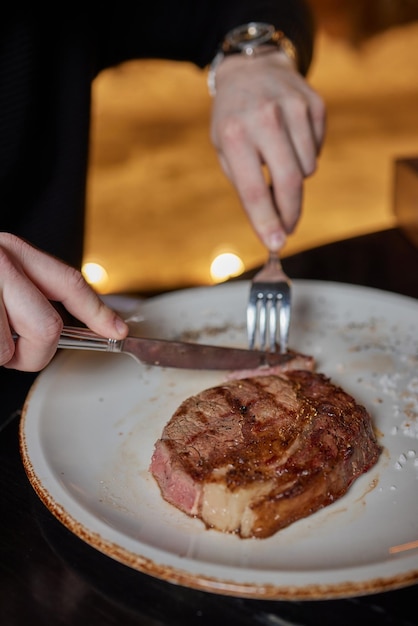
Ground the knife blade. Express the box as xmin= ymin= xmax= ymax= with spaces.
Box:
xmin=53 ymin=326 xmax=296 ymax=370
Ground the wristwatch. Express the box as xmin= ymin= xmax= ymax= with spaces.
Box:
xmin=207 ymin=22 xmax=298 ymax=96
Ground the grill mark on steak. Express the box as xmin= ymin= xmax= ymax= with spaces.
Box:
xmin=150 ymin=370 xmax=382 ymax=538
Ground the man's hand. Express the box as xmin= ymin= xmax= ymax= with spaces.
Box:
xmin=210 ymin=50 xmax=326 ymax=250
xmin=0 ymin=233 xmax=128 ymax=371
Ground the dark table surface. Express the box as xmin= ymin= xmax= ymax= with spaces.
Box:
xmin=1 ymin=227 xmax=418 ymax=626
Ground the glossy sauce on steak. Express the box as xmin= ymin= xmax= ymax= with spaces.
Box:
xmin=150 ymin=370 xmax=381 ymax=539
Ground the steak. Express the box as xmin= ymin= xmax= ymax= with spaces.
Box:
xmin=150 ymin=370 xmax=381 ymax=539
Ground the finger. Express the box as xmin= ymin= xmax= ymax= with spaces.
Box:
xmin=308 ymin=90 xmax=327 ymax=154
xmin=278 ymin=97 xmax=319 ymax=178
xmin=236 ymin=104 xmax=305 ymax=239
xmin=4 ymin=236 xmax=128 ymax=340
xmin=0 ymin=254 xmax=64 ymax=370
xmin=274 ymin=60 xmax=327 ymax=157
xmin=5 ymin=320 xmax=62 ymax=372
xmin=284 ymin=81 xmax=327 ymax=155
xmin=0 ymin=299 xmax=15 ymax=366
xmin=235 ymin=94 xmax=319 ymax=236
xmin=220 ymin=129 xmax=289 ymax=250
xmin=263 ymin=77 xmax=326 ymax=181
xmin=217 ymin=152 xmax=233 ymax=180
xmin=252 ymin=105 xmax=305 ymax=235
xmin=45 ymin=264 xmax=128 ymax=339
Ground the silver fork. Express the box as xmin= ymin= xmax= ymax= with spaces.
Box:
xmin=247 ymin=251 xmax=291 ymax=354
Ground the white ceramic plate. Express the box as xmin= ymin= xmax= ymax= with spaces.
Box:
xmin=20 ymin=280 xmax=418 ymax=599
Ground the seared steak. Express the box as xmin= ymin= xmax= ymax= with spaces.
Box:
xmin=150 ymin=371 xmax=381 ymax=538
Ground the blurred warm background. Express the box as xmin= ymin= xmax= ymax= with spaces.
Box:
xmin=83 ymin=0 xmax=418 ymax=294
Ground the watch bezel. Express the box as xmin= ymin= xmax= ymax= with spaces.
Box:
xmin=223 ymin=22 xmax=276 ymax=54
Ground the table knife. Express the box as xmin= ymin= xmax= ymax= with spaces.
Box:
xmin=40 ymin=325 xmax=298 ymax=370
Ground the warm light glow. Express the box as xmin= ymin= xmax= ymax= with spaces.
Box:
xmin=210 ymin=252 xmax=244 ymax=283
xmin=82 ymin=262 xmax=109 ymax=289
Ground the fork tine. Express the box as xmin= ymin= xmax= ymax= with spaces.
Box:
xmin=247 ymin=299 xmax=257 ymax=349
xmin=278 ymin=293 xmax=291 ymax=354
xmin=268 ymin=295 xmax=277 ymax=352
xmin=258 ymin=294 xmax=268 ymax=349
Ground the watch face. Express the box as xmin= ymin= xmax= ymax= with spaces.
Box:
xmin=224 ymin=22 xmax=275 ymax=52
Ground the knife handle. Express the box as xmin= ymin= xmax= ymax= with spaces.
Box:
xmin=58 ymin=327 xmax=123 ymax=352
xmin=12 ymin=326 xmax=123 ymax=353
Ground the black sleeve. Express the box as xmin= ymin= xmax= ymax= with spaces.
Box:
xmin=97 ymin=0 xmax=315 ymax=76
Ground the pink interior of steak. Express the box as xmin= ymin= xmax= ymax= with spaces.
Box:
xmin=150 ymin=370 xmax=381 ymax=539
xmin=225 ymin=351 xmax=315 ymax=381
